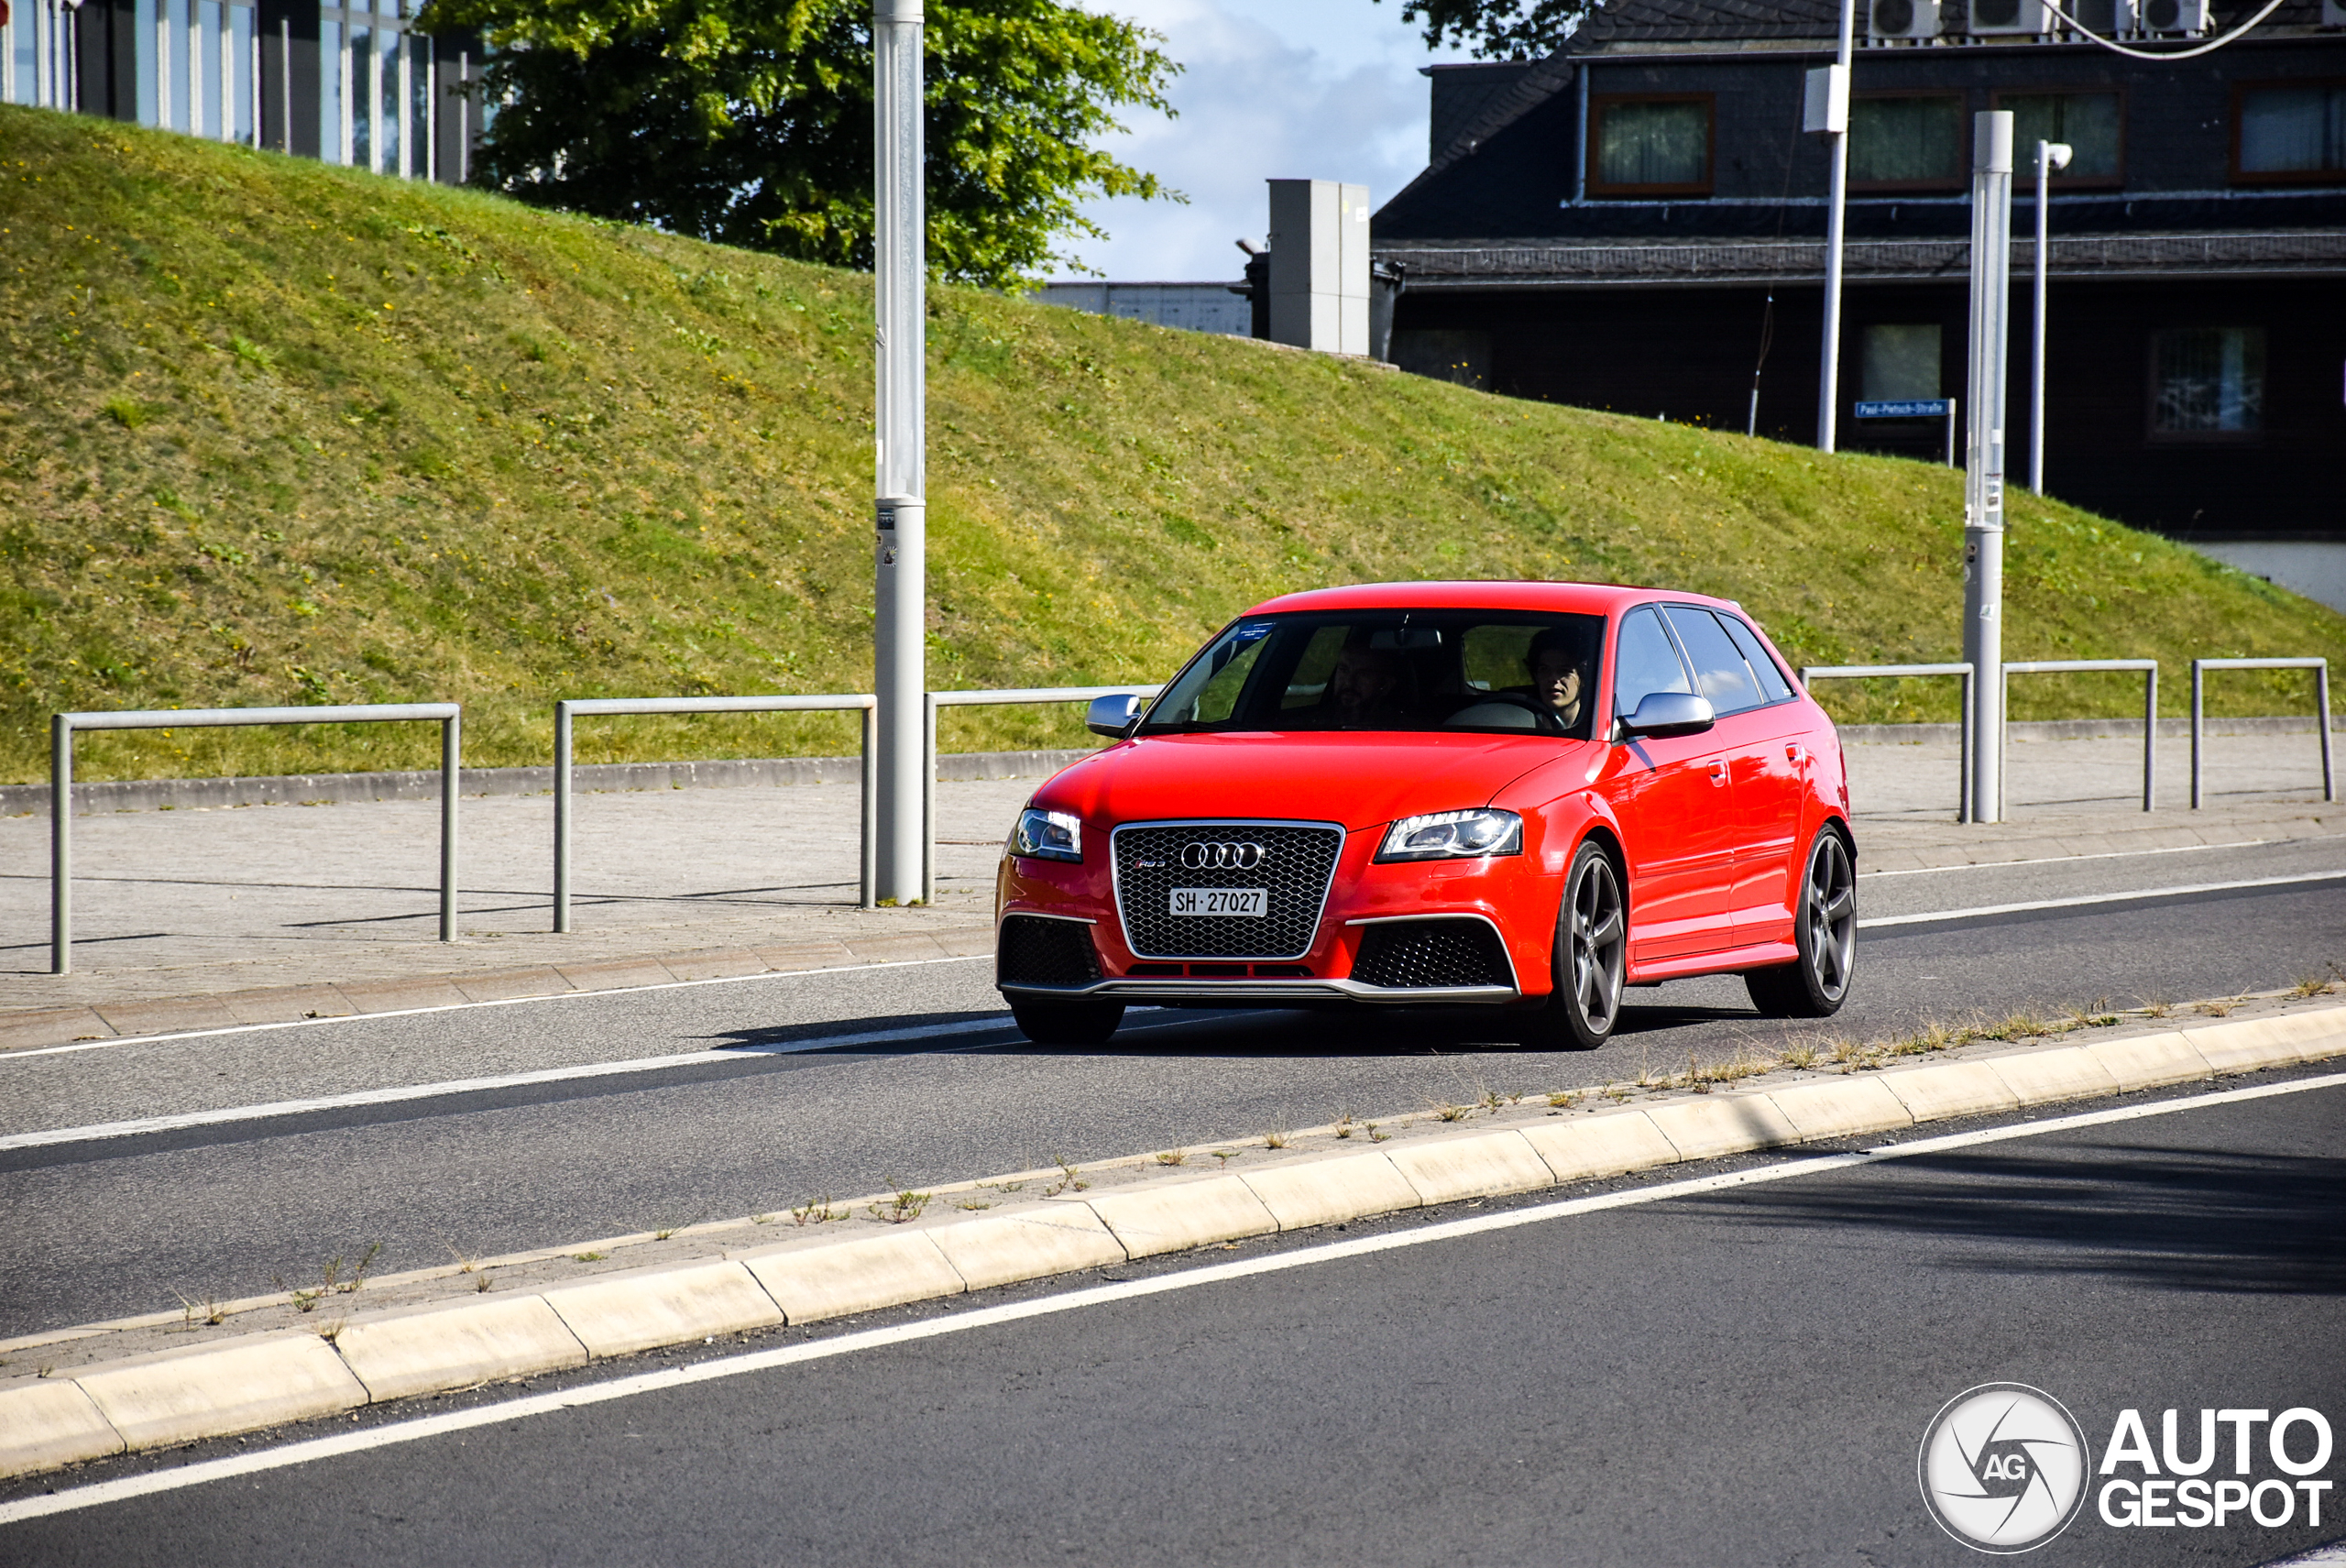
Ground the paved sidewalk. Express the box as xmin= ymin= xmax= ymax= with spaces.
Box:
xmin=0 ymin=727 xmax=2334 ymax=1050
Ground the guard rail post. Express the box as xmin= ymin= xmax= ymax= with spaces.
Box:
xmin=1798 ymin=663 xmax=1976 ymax=822
xmin=1997 ymin=659 xmax=2158 ymax=816
xmin=922 ymin=685 xmax=1164 ymax=905
xmin=2190 ymin=657 xmax=2333 ymax=810
xmin=551 ymin=693 xmax=879 ymax=932
xmin=49 ymin=702 xmax=462 ymax=976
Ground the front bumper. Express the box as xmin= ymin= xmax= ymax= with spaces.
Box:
xmin=998 ymin=975 xmax=1521 ymax=1006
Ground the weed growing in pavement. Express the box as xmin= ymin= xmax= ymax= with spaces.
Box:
xmin=2143 ymin=995 xmax=2174 ymax=1019
xmin=573 ymin=1252 xmax=606 ymax=1263
xmin=2196 ymin=999 xmax=2235 ymax=1018
xmin=1043 ymin=1158 xmax=1088 ymax=1196
xmin=1433 ymin=1102 xmax=1471 ymax=1124
xmin=475 ymin=1273 xmax=495 ymax=1293
xmin=868 ymin=1185 xmax=931 ymax=1224
xmin=791 ymin=1197 xmax=844 ymax=1226
xmin=1156 ymin=1148 xmax=1188 ymax=1167
xmin=979 ymin=1179 xmax=1027 ymax=1194
xmin=2288 ymin=971 xmax=2338 ymax=999
xmin=958 ymin=1200 xmax=992 ymax=1211
xmin=1602 ymin=1085 xmax=1631 ymax=1104
xmin=1365 ymin=1122 xmax=1389 ymax=1144
xmin=2063 ymin=999 xmax=2120 ymax=1028
xmin=442 ymin=1238 xmax=481 ymax=1275
xmin=1829 ymin=1036 xmax=1866 ymax=1068
xmin=1332 ymin=1113 xmax=1355 ymax=1140
xmin=1211 ymin=1149 xmax=1240 ymax=1166
xmin=1264 ymin=1130 xmax=1289 ymax=1149
xmin=174 ymin=1291 xmax=227 ymax=1332
xmin=1548 ymin=1091 xmax=1583 ymax=1110
xmin=1780 ymin=1042 xmax=1820 ymax=1070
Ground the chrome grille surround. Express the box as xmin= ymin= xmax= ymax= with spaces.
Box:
xmin=1111 ymin=819 xmax=1346 ymax=961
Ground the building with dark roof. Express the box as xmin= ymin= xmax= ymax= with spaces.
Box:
xmin=1375 ymin=0 xmax=2346 ymax=548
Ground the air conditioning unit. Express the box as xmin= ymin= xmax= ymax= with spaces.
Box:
xmin=2136 ymin=0 xmax=2207 ymax=31
xmin=1869 ymin=0 xmax=1944 ymax=38
xmin=2064 ymin=0 xmax=2134 ymax=33
xmin=1968 ymin=0 xmax=2050 ymax=34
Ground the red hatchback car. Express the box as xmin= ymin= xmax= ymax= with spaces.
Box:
xmin=993 ymin=581 xmax=1856 ymax=1047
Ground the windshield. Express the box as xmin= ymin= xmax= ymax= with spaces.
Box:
xmin=1139 ymin=611 xmax=1607 ymax=740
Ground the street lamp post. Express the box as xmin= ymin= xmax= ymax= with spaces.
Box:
xmin=1813 ymin=0 xmax=1856 ymax=454
xmin=2028 ymin=138 xmax=2071 ymax=496
xmin=872 ymin=0 xmax=926 ymax=905
xmin=1963 ymin=112 xmax=2014 ymax=826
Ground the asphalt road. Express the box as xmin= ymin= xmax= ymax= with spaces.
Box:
xmin=2 ymin=837 xmax=2342 ymax=1337
xmin=5 ymin=1071 xmax=2340 ymax=1566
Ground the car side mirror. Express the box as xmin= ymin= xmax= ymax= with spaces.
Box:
xmin=1620 ymin=691 xmax=1716 ymax=739
xmin=1086 ymin=693 xmax=1145 ymax=739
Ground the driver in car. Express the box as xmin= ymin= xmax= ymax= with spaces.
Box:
xmin=1528 ymin=626 xmax=1592 ymax=730
xmin=1326 ymin=634 xmax=1404 ymax=727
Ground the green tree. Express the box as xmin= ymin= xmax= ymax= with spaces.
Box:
xmin=416 ymin=0 xmax=1181 ymax=287
xmin=1377 ymin=0 xmax=1587 ymax=60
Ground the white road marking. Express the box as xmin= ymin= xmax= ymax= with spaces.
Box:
xmin=1857 ymin=838 xmax=2277 ymax=878
xmin=1858 ymin=869 xmax=2346 ymax=929
xmin=4 ymin=1069 xmax=2336 ymax=1526
xmin=0 ymin=952 xmax=994 ymax=1060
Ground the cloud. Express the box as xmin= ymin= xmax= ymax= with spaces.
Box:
xmin=1058 ymin=0 xmax=1450 ymax=281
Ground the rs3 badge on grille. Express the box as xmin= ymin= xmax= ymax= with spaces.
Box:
xmin=1169 ymin=887 xmax=1266 ymax=917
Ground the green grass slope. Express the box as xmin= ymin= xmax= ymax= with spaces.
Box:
xmin=4 ymin=105 xmax=2340 ymax=785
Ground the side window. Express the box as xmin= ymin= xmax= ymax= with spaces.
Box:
xmin=1663 ymin=607 xmax=1765 ymax=717
xmin=1719 ymin=616 xmax=1796 ymax=703
xmin=1612 ymin=609 xmax=1694 ymax=718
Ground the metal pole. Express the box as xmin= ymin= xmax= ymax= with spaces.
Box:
xmin=1958 ymin=664 xmax=1974 ymax=823
xmin=553 ymin=700 xmax=573 ymax=933
xmin=1814 ymin=0 xmax=1855 ymax=454
xmin=2319 ymin=662 xmax=2336 ymax=804
xmin=1946 ymin=398 xmax=1957 ymax=467
xmin=2029 ymin=141 xmax=2050 ymax=494
xmin=50 ymin=715 xmax=71 ymax=975
xmin=2190 ymin=660 xmax=2205 ymax=810
xmin=872 ymin=0 xmax=926 ymax=905
xmin=1962 ymin=112 xmax=2013 ymax=826
xmin=921 ymin=691 xmax=937 ymax=906
xmin=440 ymin=711 xmax=459 ymax=942
xmin=859 ymin=703 xmax=877 ymax=910
xmin=2143 ymin=664 xmax=2157 ymax=812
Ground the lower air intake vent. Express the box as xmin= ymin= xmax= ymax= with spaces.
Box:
xmin=1350 ymin=920 xmax=1513 ymax=990
xmin=997 ymin=916 xmax=1102 ymax=988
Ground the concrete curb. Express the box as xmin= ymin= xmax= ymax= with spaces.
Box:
xmin=3 ymin=1006 xmax=2340 ymax=1481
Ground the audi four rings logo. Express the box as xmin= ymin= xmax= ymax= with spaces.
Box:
xmin=1180 ymin=841 xmax=1266 ymax=871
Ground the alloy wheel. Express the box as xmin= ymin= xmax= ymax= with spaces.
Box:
xmin=1805 ymin=833 xmax=1857 ymax=1003
xmin=1570 ymin=853 xmax=1627 ymax=1034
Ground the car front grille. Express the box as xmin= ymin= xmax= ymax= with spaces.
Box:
xmin=1349 ymin=919 xmax=1514 ymax=989
xmin=996 ymin=916 xmax=1102 ymax=988
xmin=1113 ymin=821 xmax=1344 ymax=960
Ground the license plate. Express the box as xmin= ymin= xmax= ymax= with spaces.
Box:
xmin=1169 ymin=887 xmax=1266 ymax=917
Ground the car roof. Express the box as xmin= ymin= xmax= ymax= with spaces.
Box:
xmin=1240 ymin=580 xmax=1740 ymax=620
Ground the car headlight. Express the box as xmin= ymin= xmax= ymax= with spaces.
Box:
xmin=1376 ymin=808 xmax=1523 ymax=862
xmin=1010 ymin=807 xmax=1083 ymax=863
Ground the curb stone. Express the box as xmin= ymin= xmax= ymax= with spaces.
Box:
xmin=3 ymin=1004 xmax=2341 ymax=1481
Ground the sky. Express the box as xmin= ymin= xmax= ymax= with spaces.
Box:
xmin=1056 ymin=0 xmax=1473 ymax=282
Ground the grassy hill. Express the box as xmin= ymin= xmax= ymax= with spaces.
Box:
xmin=3 ymin=105 xmax=2340 ymax=786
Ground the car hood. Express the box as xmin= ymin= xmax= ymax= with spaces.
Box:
xmin=1033 ymin=731 xmax=1586 ymax=832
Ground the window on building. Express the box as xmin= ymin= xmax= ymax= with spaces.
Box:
xmin=1589 ymin=95 xmax=1713 ymax=195
xmin=2234 ymin=83 xmax=2346 ymax=183
xmin=1862 ymin=324 xmax=1943 ymax=402
xmin=2151 ymin=328 xmax=2265 ymax=438
xmin=1850 ymin=94 xmax=1965 ymax=188
xmin=1998 ymin=91 xmax=2122 ymax=182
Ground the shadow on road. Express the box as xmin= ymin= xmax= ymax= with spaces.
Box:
xmin=1689 ymin=1144 xmax=2346 ymax=1296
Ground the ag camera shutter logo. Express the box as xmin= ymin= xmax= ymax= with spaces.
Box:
xmin=1919 ymin=1383 xmax=2092 ymax=1552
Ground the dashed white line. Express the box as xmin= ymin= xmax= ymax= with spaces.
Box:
xmin=1859 ymin=869 xmax=2346 ymax=929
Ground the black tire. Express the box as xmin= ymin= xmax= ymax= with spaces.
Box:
xmin=1530 ymin=840 xmax=1628 ymax=1049
xmin=1009 ymin=999 xmax=1126 ymax=1046
xmin=1746 ymin=827 xmax=1857 ymax=1018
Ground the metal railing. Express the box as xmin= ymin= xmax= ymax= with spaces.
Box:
xmin=2001 ymin=659 xmax=2157 ymax=815
xmin=49 ymin=703 xmax=461 ymax=975
xmin=1799 ymin=663 xmax=1977 ymax=822
xmin=922 ymin=685 xmax=1162 ymax=903
xmin=2190 ymin=658 xmax=2334 ymax=809
xmin=553 ymin=694 xmax=878 ymax=928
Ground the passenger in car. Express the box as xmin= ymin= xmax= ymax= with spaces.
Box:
xmin=1529 ymin=625 xmax=1595 ymax=730
xmin=1325 ymin=633 xmax=1405 ymax=727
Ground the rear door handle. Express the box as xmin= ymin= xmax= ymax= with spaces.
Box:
xmin=1786 ymin=743 xmax=1806 ymax=764
xmin=1707 ymin=760 xmax=1730 ymax=785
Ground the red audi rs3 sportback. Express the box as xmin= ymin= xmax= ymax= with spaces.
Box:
xmin=993 ymin=581 xmax=1856 ymax=1047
